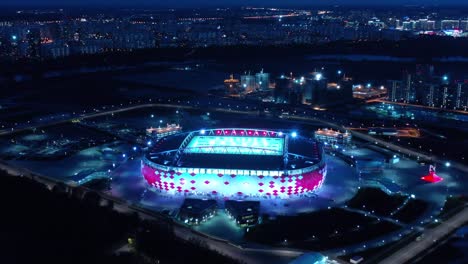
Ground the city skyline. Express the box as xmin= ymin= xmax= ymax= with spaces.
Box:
xmin=2 ymin=0 xmax=468 ymax=7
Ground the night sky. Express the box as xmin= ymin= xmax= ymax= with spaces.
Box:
xmin=1 ymin=0 xmax=466 ymax=7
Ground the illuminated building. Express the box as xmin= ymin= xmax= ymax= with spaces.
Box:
xmin=314 ymin=128 xmax=352 ymax=146
xmin=178 ymin=198 xmax=217 ymax=225
xmin=404 ymin=73 xmax=414 ymax=103
xmin=225 ymin=200 xmax=260 ymax=227
xmin=142 ymin=128 xmax=326 ymax=198
xmin=255 ymin=69 xmax=270 ymax=91
xmin=146 ymin=123 xmax=182 ymax=139
xmin=455 ymin=82 xmax=468 ymax=110
xmin=241 ymin=73 xmax=256 ymax=93
xmin=388 ymin=80 xmax=403 ymax=102
xmin=224 ymin=74 xmax=240 ymax=95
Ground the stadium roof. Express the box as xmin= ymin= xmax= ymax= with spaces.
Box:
xmin=146 ymin=128 xmax=323 ymax=171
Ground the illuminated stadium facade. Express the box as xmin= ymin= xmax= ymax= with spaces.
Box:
xmin=141 ymin=128 xmax=326 ymax=198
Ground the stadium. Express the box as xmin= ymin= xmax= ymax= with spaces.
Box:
xmin=141 ymin=128 xmax=326 ymax=198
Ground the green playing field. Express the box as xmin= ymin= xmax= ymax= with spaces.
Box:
xmin=185 ymin=136 xmax=284 ymax=155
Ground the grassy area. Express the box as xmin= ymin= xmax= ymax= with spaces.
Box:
xmin=438 ymin=195 xmax=468 ymax=220
xmin=393 ymin=199 xmax=428 ymax=223
xmin=346 ymin=187 xmax=406 ymax=217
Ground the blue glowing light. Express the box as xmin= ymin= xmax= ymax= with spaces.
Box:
xmin=278 ymin=132 xmax=284 ymax=136
xmin=11 ymin=35 xmax=17 ymax=40
xmin=200 ymin=129 xmax=206 ymax=135
xmin=291 ymin=132 xmax=298 ymax=138
xmin=445 ymin=162 xmax=451 ymax=167
xmin=133 ymin=146 xmax=137 ymax=151
xmin=147 ymin=141 xmax=152 ymax=146
xmin=443 ymin=76 xmax=448 ymax=81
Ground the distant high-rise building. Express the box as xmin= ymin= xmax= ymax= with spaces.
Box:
xmin=441 ymin=20 xmax=459 ymax=30
xmin=302 ymin=79 xmax=314 ymax=105
xmin=309 ymin=73 xmax=328 ymax=105
xmin=290 ymin=78 xmax=304 ymax=105
xmin=404 ymin=73 xmax=415 ymax=103
xmin=426 ymin=84 xmax=437 ymax=107
xmin=441 ymin=85 xmax=450 ymax=108
xmin=274 ymin=75 xmax=292 ymax=104
xmin=26 ymin=28 xmax=41 ymax=58
xmin=457 ymin=82 xmax=468 ymax=110
xmin=255 ymin=69 xmax=270 ymax=91
xmin=388 ymin=80 xmax=403 ymax=102
xmin=240 ymin=73 xmax=256 ymax=93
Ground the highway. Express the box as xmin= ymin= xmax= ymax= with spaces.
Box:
xmin=380 ymin=207 xmax=468 ymax=264
xmin=0 ymin=102 xmax=259 ymax=137
xmin=365 ymin=98 xmax=468 ymax=115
